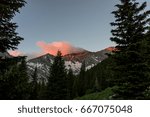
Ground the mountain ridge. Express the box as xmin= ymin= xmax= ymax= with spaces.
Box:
xmin=27 ymin=47 xmax=113 ymax=82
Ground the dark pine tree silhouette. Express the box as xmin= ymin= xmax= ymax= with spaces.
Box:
xmin=30 ymin=67 xmax=38 ymax=99
xmin=0 ymin=0 xmax=26 ymax=52
xmin=142 ymin=26 xmax=150 ymax=99
xmin=0 ymin=0 xmax=28 ymax=99
xmin=77 ymin=61 xmax=86 ymax=97
xmin=0 ymin=57 xmax=30 ymax=99
xmin=67 ymin=68 xmax=75 ymax=99
xmin=47 ymin=51 xmax=68 ymax=100
xmin=72 ymin=77 xmax=79 ymax=98
xmin=17 ymin=58 xmax=30 ymax=99
xmin=110 ymin=0 xmax=150 ymax=99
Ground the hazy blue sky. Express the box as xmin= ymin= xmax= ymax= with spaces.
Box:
xmin=12 ymin=0 xmax=150 ymax=55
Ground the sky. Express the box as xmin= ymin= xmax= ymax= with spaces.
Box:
xmin=10 ymin=0 xmax=150 ymax=57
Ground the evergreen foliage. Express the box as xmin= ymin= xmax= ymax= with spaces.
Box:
xmin=77 ymin=61 xmax=86 ymax=96
xmin=72 ymin=57 xmax=115 ymax=99
xmin=30 ymin=67 xmax=38 ymax=99
xmin=0 ymin=0 xmax=29 ymax=100
xmin=67 ymin=68 xmax=75 ymax=99
xmin=47 ymin=51 xmax=68 ymax=100
xmin=0 ymin=57 xmax=30 ymax=99
xmin=110 ymin=0 xmax=150 ymax=99
xmin=1 ymin=0 xmax=150 ymax=100
xmin=0 ymin=0 xmax=26 ymax=52
xmin=38 ymin=80 xmax=47 ymax=100
xmin=84 ymin=57 xmax=116 ymax=94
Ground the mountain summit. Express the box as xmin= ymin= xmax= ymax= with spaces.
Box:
xmin=27 ymin=48 xmax=112 ymax=82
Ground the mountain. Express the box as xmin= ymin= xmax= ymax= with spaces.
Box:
xmin=27 ymin=47 xmax=113 ymax=82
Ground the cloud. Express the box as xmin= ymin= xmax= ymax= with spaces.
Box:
xmin=8 ymin=50 xmax=42 ymax=60
xmin=8 ymin=50 xmax=23 ymax=57
xmin=36 ymin=41 xmax=84 ymax=56
xmin=8 ymin=41 xmax=85 ymax=60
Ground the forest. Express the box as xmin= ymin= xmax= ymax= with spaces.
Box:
xmin=0 ymin=0 xmax=150 ymax=100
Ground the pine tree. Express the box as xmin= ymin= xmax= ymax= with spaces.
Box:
xmin=47 ymin=51 xmax=68 ymax=100
xmin=0 ymin=0 xmax=28 ymax=99
xmin=72 ymin=78 xmax=78 ymax=98
xmin=77 ymin=61 xmax=86 ymax=96
xmin=67 ymin=68 xmax=75 ymax=99
xmin=142 ymin=27 xmax=150 ymax=99
xmin=17 ymin=57 xmax=30 ymax=99
xmin=30 ymin=67 xmax=38 ymax=99
xmin=0 ymin=0 xmax=26 ymax=52
xmin=0 ymin=0 xmax=26 ymax=72
xmin=38 ymin=80 xmax=47 ymax=100
xmin=110 ymin=0 xmax=150 ymax=99
xmin=0 ymin=57 xmax=30 ymax=99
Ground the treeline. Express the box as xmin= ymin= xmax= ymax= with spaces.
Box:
xmin=27 ymin=52 xmax=116 ymax=100
xmin=0 ymin=50 xmax=114 ymax=100
xmin=0 ymin=50 xmax=119 ymax=100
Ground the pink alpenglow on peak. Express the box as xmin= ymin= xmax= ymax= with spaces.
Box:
xmin=36 ymin=41 xmax=85 ymax=56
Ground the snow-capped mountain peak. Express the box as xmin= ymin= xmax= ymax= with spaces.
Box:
xmin=27 ymin=48 xmax=112 ymax=82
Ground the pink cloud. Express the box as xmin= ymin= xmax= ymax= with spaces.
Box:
xmin=36 ymin=41 xmax=84 ymax=56
xmin=8 ymin=50 xmax=22 ymax=57
xmin=8 ymin=41 xmax=85 ymax=59
xmin=8 ymin=50 xmax=43 ymax=60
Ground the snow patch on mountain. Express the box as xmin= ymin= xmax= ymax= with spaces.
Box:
xmin=27 ymin=48 xmax=112 ymax=82
xmin=86 ymin=64 xmax=95 ymax=70
xmin=27 ymin=62 xmax=43 ymax=69
xmin=65 ymin=61 xmax=82 ymax=74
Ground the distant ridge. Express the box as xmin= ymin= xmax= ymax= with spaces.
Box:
xmin=27 ymin=47 xmax=113 ymax=82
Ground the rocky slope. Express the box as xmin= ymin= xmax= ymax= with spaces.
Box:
xmin=27 ymin=47 xmax=113 ymax=82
